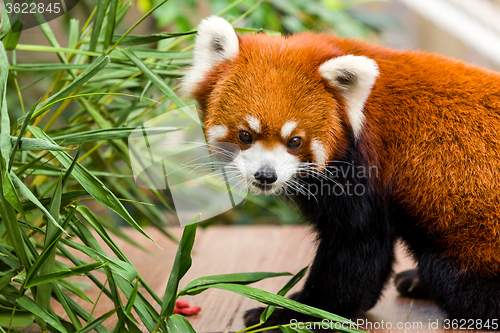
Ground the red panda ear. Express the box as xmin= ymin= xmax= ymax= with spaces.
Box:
xmin=181 ymin=16 xmax=239 ymax=98
xmin=319 ymin=55 xmax=379 ymax=139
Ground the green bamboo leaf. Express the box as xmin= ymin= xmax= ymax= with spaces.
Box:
xmin=52 ymin=126 xmax=183 ymax=145
xmin=15 ymin=44 xmax=127 ymax=61
xmin=182 ymin=284 xmax=364 ymax=333
xmin=36 ymin=17 xmax=70 ymax=65
xmin=75 ymin=307 xmax=117 ymax=333
xmin=114 ymin=49 xmax=192 ymax=59
xmin=260 ymin=266 xmax=309 ymax=323
xmin=9 ymin=100 xmax=38 ymax=171
xmin=51 ymin=280 xmax=83 ymax=330
xmin=180 ymin=272 xmax=292 ymax=296
xmin=109 ymin=31 xmax=195 ymax=45
xmin=234 ymin=27 xmax=281 ymax=36
xmin=75 ymin=205 xmax=139 ymax=281
xmin=29 ymin=126 xmax=156 ymax=244
xmin=0 ymin=170 xmax=31 ymax=270
xmin=20 ymin=190 xmax=88 ymax=211
xmin=160 ymin=215 xmax=199 ymax=317
xmin=279 ymin=325 xmax=295 ymax=333
xmin=3 ymin=169 xmax=26 ymax=220
xmin=62 ymin=140 xmax=83 ymax=187
xmin=0 ymin=42 xmax=11 ymax=166
xmin=24 ymin=233 xmax=63 ymax=288
xmin=9 ymin=171 xmax=61 ymax=232
xmin=124 ymin=279 xmax=139 ymax=315
xmin=61 ymin=237 xmax=137 ymax=283
xmin=0 ymin=242 xmax=21 ymax=269
xmin=121 ymin=48 xmax=200 ymax=125
xmin=0 ymin=268 xmax=21 ymax=293
xmin=2 ymin=21 xmax=23 ymax=50
xmin=64 ymin=296 xmax=111 ymax=333
xmin=103 ymin=0 xmax=118 ymax=50
xmin=165 ymin=314 xmax=196 ymax=333
xmin=26 ymin=261 xmax=107 ymax=288
xmin=35 ymin=173 xmax=62 ymax=330
xmin=10 ymin=63 xmax=90 ymax=71
xmin=16 ymin=296 xmax=69 ymax=333
xmin=17 ymin=54 xmax=110 ymax=124
xmin=113 ymin=275 xmax=158 ymax=332
xmin=68 ymin=18 xmax=79 ymax=50
xmin=9 ymin=136 xmax=67 ymax=151
xmin=89 ymin=0 xmax=111 ymax=56
xmin=57 ymin=280 xmax=93 ymax=304
xmin=0 ymin=307 xmax=35 ymax=328
xmin=13 ymin=150 xmax=51 ymax=176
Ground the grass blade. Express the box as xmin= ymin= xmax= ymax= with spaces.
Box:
xmin=160 ymin=214 xmax=199 ymax=317
xmin=0 ymin=170 xmax=31 ymax=270
xmin=16 ymin=295 xmax=69 ymax=333
xmin=0 ymin=307 xmax=34 ymax=328
xmin=10 ymin=171 xmax=61 ymax=231
xmin=18 ymin=54 xmax=110 ymax=123
xmin=29 ymin=126 xmax=156 ymax=244
xmin=26 ymin=261 xmax=107 ymax=288
xmin=109 ymin=31 xmax=195 ymax=46
xmin=103 ymin=0 xmax=118 ymax=50
xmin=180 ymin=272 xmax=293 ymax=296
xmin=0 ymin=41 xmax=11 ymax=166
xmin=121 ymin=48 xmax=200 ymax=124
xmin=260 ymin=266 xmax=309 ymax=323
xmin=68 ymin=18 xmax=79 ymax=50
xmin=89 ymin=0 xmax=111 ymax=57
xmin=34 ymin=173 xmax=62 ymax=329
xmin=52 ymin=126 xmax=183 ymax=145
xmin=9 ymin=136 xmax=66 ymax=151
xmin=165 ymin=314 xmax=196 ymax=333
xmin=76 ymin=307 xmax=118 ymax=333
xmin=183 ymin=284 xmax=363 ymax=333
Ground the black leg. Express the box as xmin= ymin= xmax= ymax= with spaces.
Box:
xmin=417 ymin=250 xmax=500 ymax=321
xmin=244 ymin=188 xmax=396 ymax=329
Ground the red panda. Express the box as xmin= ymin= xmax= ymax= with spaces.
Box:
xmin=182 ymin=16 xmax=500 ymax=328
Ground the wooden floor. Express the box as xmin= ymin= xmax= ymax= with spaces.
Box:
xmin=50 ymin=225 xmax=485 ymax=332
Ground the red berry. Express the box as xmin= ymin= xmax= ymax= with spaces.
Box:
xmin=173 ymin=307 xmax=181 ymax=314
xmin=179 ymin=306 xmax=201 ymax=316
xmin=175 ymin=300 xmax=190 ymax=308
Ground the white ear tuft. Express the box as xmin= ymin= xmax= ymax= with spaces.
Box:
xmin=181 ymin=16 xmax=239 ymax=97
xmin=319 ymin=55 xmax=379 ymax=139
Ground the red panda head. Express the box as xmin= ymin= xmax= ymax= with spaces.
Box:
xmin=182 ymin=16 xmax=379 ymax=194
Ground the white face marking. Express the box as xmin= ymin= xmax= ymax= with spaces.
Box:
xmin=231 ymin=142 xmax=300 ymax=194
xmin=206 ymin=124 xmax=228 ymax=145
xmin=311 ymin=139 xmax=327 ymax=168
xmin=246 ymin=115 xmax=261 ymax=133
xmin=281 ymin=121 xmax=297 ymax=139
xmin=319 ymin=55 xmax=379 ymax=139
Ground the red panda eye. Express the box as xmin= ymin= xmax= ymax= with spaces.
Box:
xmin=287 ymin=137 xmax=302 ymax=149
xmin=238 ymin=130 xmax=253 ymax=144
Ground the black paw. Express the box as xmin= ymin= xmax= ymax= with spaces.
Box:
xmin=395 ymin=269 xmax=431 ymax=299
xmin=244 ymin=307 xmax=333 ymax=333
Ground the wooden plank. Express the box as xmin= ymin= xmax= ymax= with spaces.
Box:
xmin=33 ymin=225 xmax=490 ymax=333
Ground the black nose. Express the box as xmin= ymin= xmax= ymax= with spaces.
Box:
xmin=254 ymin=166 xmax=277 ymax=184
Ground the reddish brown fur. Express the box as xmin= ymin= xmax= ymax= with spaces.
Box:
xmin=193 ymin=32 xmax=500 ymax=277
